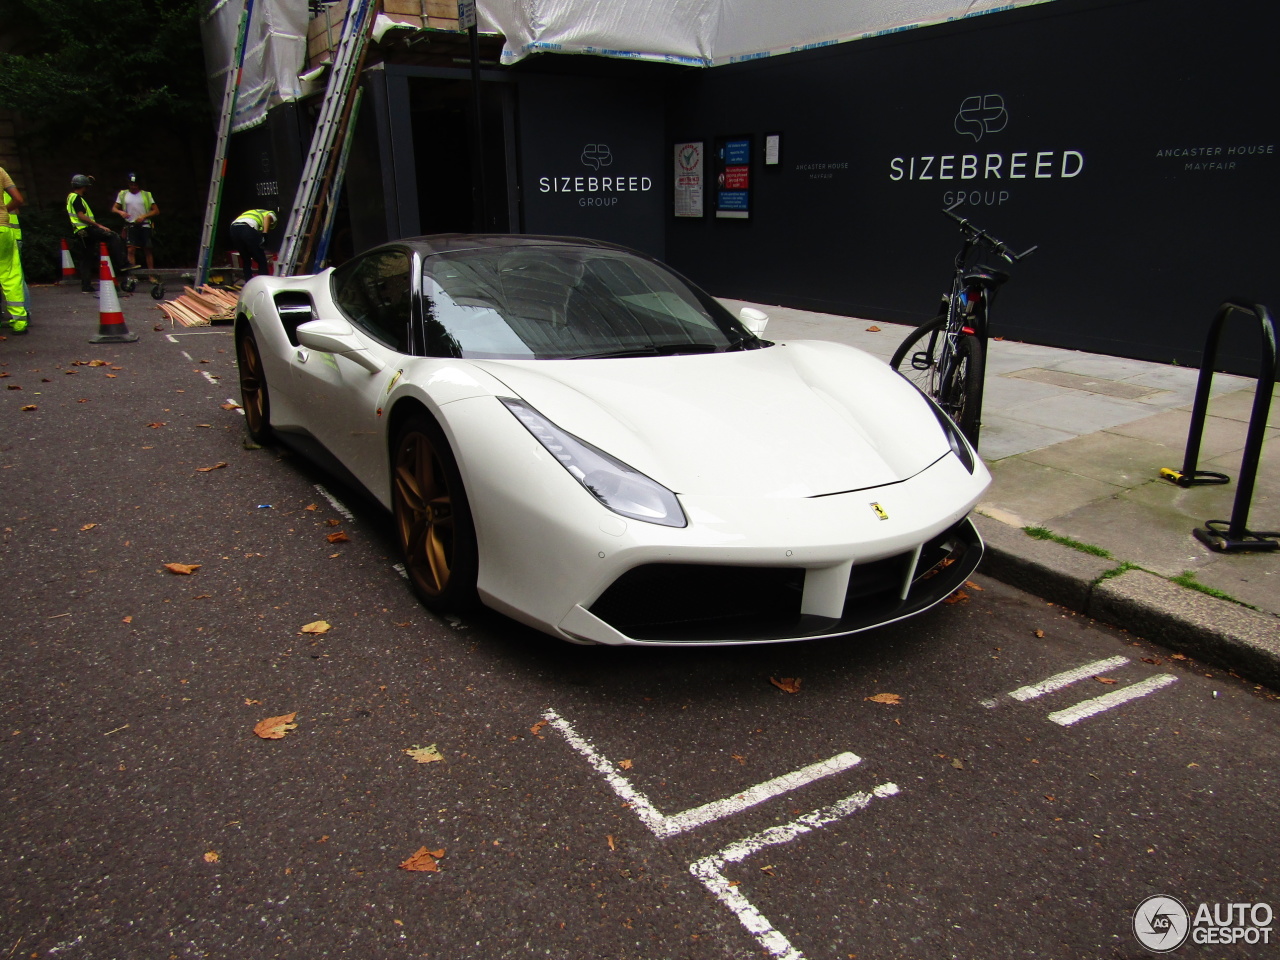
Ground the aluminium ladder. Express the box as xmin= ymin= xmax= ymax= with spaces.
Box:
xmin=195 ymin=0 xmax=255 ymax=288
xmin=276 ymin=0 xmax=376 ymax=277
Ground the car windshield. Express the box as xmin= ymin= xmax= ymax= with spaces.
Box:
xmin=418 ymin=245 xmax=752 ymax=360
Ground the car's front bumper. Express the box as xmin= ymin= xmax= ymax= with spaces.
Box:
xmin=444 ymin=396 xmax=989 ymax=646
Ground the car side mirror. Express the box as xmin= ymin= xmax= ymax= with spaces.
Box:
xmin=296 ymin=318 xmax=385 ymax=374
xmin=738 ymin=307 xmax=769 ymax=337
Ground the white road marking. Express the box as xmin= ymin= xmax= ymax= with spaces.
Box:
xmin=314 ymin=483 xmax=355 ymax=522
xmin=543 ymin=708 xmax=863 ymax=839
xmin=392 ymin=563 xmax=408 ymax=580
xmin=201 ymin=371 xmax=220 ymax=386
xmin=689 ymin=783 xmax=901 ymax=960
xmin=225 ymin=398 xmax=245 ymax=417
xmin=181 ymin=350 xmax=193 ymax=361
xmin=1047 ymin=674 xmax=1179 ymax=726
xmin=166 ymin=334 xmax=178 ymax=343
xmin=1007 ymin=656 xmax=1130 ymax=701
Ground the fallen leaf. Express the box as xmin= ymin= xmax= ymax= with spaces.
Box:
xmin=80 ymin=523 xmax=98 ymax=532
xmin=254 ymin=712 xmax=298 ymax=739
xmin=105 ymin=373 xmax=117 ymax=378
xmin=328 ymin=553 xmax=340 ymax=559
xmin=1141 ymin=657 xmax=1162 ymax=665
xmin=88 ymin=360 xmax=109 ymax=367
xmin=944 ymin=590 xmax=969 ymax=604
xmin=300 ymin=620 xmax=330 ymax=635
xmin=304 ymin=504 xmax=318 ymax=511
xmin=325 ymin=518 xmax=341 ymax=527
xmin=1034 ymin=629 xmax=1045 ymax=638
xmin=244 ymin=698 xmax=262 ymax=705
xmin=950 ymin=757 xmax=965 ymax=769
xmin=399 ymin=846 xmax=445 ymax=872
xmin=195 ymin=462 xmax=228 ymax=473
xmin=220 ymin=402 xmax=242 ymax=411
xmin=164 ymin=562 xmax=201 ymax=575
xmin=865 ymin=693 xmax=902 ymax=705
xmin=530 ymin=719 xmax=547 ymax=737
xmin=404 ymin=744 xmax=444 ymax=764
xmin=326 ymin=531 xmax=350 ymax=544
xmin=1044 ymin=794 xmax=1056 ymax=801
xmin=964 ymin=580 xmax=984 ymax=591
xmin=122 ymin=616 xmax=132 ymax=624
xmin=6 ymin=383 xmax=20 ymax=389
xmin=146 ymin=422 xmax=165 ymax=429
xmin=1094 ymin=676 xmax=1119 ymax=685
xmin=731 ymin=754 xmax=746 ymax=765
xmin=20 ymin=404 xmax=36 ymax=411
xmin=607 ymin=835 xmax=615 ymax=851
xmin=865 ymin=325 xmax=881 ymax=332
xmin=203 ymin=851 xmax=219 ymax=863
xmin=1170 ymin=653 xmax=1187 ymax=661
xmin=618 ymin=759 xmax=633 ymax=770
xmin=769 ymin=676 xmax=802 ymax=694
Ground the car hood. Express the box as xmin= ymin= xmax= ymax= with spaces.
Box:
xmin=468 ymin=341 xmax=950 ymax=499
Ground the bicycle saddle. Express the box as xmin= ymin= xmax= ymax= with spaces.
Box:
xmin=964 ymin=265 xmax=1010 ymax=289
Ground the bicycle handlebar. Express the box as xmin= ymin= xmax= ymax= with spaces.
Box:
xmin=943 ymin=201 xmax=1036 ymax=262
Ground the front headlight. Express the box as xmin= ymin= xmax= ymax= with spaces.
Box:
xmin=898 ymin=376 xmax=977 ymax=474
xmin=500 ymin=397 xmax=687 ymax=528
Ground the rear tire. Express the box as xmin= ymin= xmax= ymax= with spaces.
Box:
xmin=391 ymin=414 xmax=479 ymax=614
xmin=947 ymin=333 xmax=986 ymax=446
xmin=891 ymin=314 xmax=985 ymax=446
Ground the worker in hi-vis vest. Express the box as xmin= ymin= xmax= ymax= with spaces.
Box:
xmin=0 ymin=170 xmax=28 ymax=334
xmin=230 ymin=208 xmax=276 ymax=283
xmin=112 ymin=173 xmax=159 ymax=270
xmin=66 ymin=174 xmax=129 ymax=292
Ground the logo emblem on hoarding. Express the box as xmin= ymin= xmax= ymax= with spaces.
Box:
xmin=1132 ymin=895 xmax=1190 ymax=953
xmin=954 ymin=94 xmax=1008 ymax=142
xmin=581 ymin=144 xmax=614 ymax=170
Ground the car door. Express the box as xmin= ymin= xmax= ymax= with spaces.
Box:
xmin=291 ymin=247 xmax=415 ymax=477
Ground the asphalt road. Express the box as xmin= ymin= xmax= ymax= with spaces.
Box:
xmin=3 ymin=286 xmax=1277 ymax=960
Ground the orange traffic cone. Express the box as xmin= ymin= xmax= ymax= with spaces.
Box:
xmin=60 ymin=238 xmax=77 ymax=281
xmin=90 ymin=243 xmax=137 ymax=343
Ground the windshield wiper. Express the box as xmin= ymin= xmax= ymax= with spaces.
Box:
xmin=573 ymin=343 xmax=724 ymax=359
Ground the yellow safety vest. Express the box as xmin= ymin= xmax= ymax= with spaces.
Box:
xmin=67 ymin=192 xmax=93 ymax=232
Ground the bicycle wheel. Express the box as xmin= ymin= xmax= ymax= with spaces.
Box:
xmin=945 ymin=333 xmax=986 ymax=446
xmin=889 ymin=314 xmax=946 ymax=395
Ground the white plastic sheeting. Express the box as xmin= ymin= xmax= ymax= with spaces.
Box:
xmin=477 ymin=0 xmax=1058 ymax=66
xmin=203 ymin=0 xmax=310 ymax=132
xmin=201 ymin=0 xmax=1058 ymax=129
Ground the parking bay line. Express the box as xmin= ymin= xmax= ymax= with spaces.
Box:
xmin=689 ymin=783 xmax=901 ymax=960
xmin=1006 ymin=656 xmax=1130 ymax=702
xmin=543 ymin=708 xmax=863 ymax=839
xmin=1046 ymin=674 xmax=1179 ymax=726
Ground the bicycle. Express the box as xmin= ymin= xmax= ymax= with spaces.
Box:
xmin=890 ymin=203 xmax=1036 ymax=446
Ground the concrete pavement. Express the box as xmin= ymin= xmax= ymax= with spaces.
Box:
xmin=724 ymin=298 xmax=1280 ymax=689
xmin=5 ymin=281 xmax=1276 ymax=688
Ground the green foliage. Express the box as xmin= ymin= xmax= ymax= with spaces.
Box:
xmin=1169 ymin=570 xmax=1249 ymax=606
xmin=1022 ymin=526 xmax=1114 ymax=559
xmin=0 ymin=0 xmax=211 ymax=142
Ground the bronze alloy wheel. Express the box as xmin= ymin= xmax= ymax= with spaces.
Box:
xmin=236 ymin=328 xmax=271 ymax=442
xmin=392 ymin=416 xmax=478 ymax=610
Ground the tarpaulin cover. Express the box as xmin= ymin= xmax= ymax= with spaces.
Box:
xmin=201 ymin=0 xmax=1058 ymax=127
xmin=203 ymin=0 xmax=309 ymax=132
xmin=477 ymin=0 xmax=1058 ymax=66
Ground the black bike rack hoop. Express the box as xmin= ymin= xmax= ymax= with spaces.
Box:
xmin=1160 ymin=298 xmax=1279 ymax=552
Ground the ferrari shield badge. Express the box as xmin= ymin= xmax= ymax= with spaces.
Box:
xmin=870 ymin=502 xmax=889 ymax=521
xmin=376 ymin=369 xmax=404 ymax=418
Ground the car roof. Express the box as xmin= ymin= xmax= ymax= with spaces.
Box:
xmin=382 ymin=234 xmax=637 ymax=258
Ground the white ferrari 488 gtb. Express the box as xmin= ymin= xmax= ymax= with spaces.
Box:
xmin=234 ymin=235 xmax=990 ymax=645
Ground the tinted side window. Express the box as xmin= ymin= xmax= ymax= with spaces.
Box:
xmin=330 ymin=249 xmax=411 ymax=353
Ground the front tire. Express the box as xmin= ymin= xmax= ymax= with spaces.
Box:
xmin=946 ymin=333 xmax=986 ymax=446
xmin=890 ymin=314 xmax=946 ymax=397
xmin=236 ymin=324 xmax=272 ymax=443
xmin=391 ymin=414 xmax=479 ymax=613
